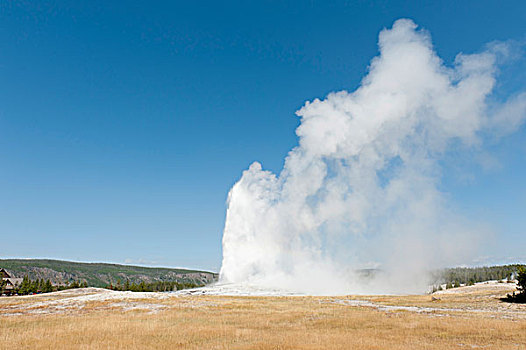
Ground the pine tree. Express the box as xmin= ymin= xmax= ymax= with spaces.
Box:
xmin=517 ymin=266 xmax=526 ymax=294
xmin=19 ymin=275 xmax=30 ymax=295
xmin=43 ymin=279 xmax=53 ymax=293
xmin=30 ymin=279 xmax=38 ymax=293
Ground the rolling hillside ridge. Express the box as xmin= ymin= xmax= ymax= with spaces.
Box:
xmin=0 ymin=259 xmax=218 ymax=287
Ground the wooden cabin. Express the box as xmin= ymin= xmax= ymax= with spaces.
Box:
xmin=1 ymin=268 xmax=23 ymax=295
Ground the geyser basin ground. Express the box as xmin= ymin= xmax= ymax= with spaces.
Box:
xmin=173 ymin=282 xmax=307 ymax=296
xmin=172 ymin=281 xmax=426 ymax=296
xmin=1 ymin=283 xmax=525 ymax=349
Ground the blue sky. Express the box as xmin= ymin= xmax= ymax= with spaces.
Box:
xmin=1 ymin=1 xmax=525 ymax=271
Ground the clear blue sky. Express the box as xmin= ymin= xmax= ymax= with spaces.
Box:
xmin=1 ymin=1 xmax=525 ymax=271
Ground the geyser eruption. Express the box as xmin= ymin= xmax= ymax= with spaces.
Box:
xmin=220 ymin=19 xmax=526 ymax=295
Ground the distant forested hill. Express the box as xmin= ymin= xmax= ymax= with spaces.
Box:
xmin=437 ymin=264 xmax=524 ymax=285
xmin=357 ymin=265 xmax=524 ymax=286
xmin=0 ymin=259 xmax=218 ymax=287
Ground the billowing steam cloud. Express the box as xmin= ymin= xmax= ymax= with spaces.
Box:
xmin=220 ymin=19 xmax=526 ymax=294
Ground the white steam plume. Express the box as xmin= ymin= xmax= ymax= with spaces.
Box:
xmin=220 ymin=19 xmax=526 ymax=295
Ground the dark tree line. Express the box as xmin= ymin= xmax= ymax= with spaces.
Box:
xmin=2 ymin=275 xmax=88 ymax=295
xmin=10 ymin=276 xmax=54 ymax=295
xmin=429 ymin=264 xmax=524 ymax=293
xmin=2 ymin=274 xmax=203 ymax=295
xmin=436 ymin=264 xmax=523 ymax=286
xmin=106 ymin=279 xmax=203 ymax=292
xmin=59 ymin=280 xmax=89 ymax=290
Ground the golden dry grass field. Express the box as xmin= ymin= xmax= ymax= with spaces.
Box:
xmin=1 ymin=282 xmax=525 ymax=349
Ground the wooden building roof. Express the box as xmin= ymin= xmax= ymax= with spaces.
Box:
xmin=0 ymin=268 xmax=11 ymax=278
xmin=3 ymin=278 xmax=23 ymax=290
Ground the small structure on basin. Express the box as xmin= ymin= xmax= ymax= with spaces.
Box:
xmin=1 ymin=268 xmax=23 ymax=295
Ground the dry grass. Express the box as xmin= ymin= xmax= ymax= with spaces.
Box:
xmin=1 ymin=284 xmax=525 ymax=349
